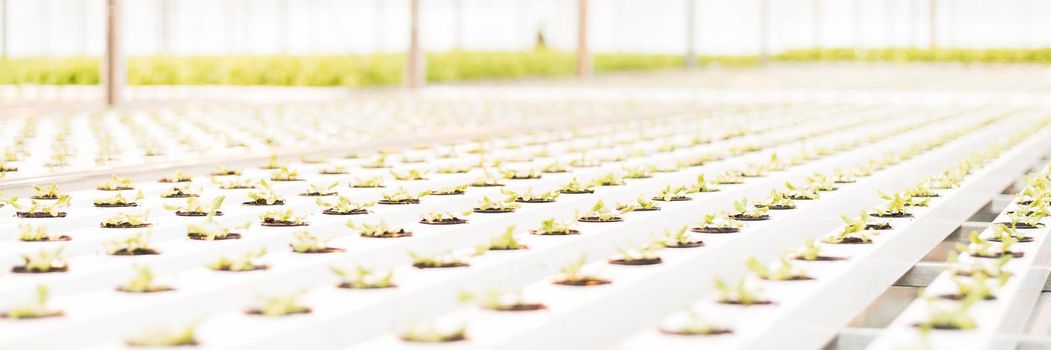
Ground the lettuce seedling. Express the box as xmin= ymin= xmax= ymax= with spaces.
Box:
xmin=351 ymin=176 xmax=385 ymax=188
xmin=712 ymin=170 xmax=744 ymax=185
xmin=106 ymin=231 xmax=159 ymax=255
xmin=947 ymin=251 xmax=1010 ymax=278
xmin=622 ymin=165 xmax=655 ymax=179
xmin=347 ymin=220 xmax=412 ymax=238
xmin=658 ymin=308 xmax=732 ymax=336
xmin=459 ymin=289 xmax=545 ymax=311
xmin=1 ymin=285 xmax=62 ymax=319
xmin=118 ymin=265 xmax=173 ymax=293
xmin=125 ymin=324 xmax=199 ymax=347
xmin=806 ymin=173 xmax=838 ymax=192
xmin=208 ymin=247 xmax=268 ymax=271
xmin=913 ymin=297 xmax=977 ymax=330
xmin=213 ymin=176 xmax=256 ymax=190
xmin=784 ymin=181 xmax=820 ymax=200
xmin=755 ymin=189 xmax=795 ymax=210
xmin=431 ymin=184 xmax=469 ymax=195
xmin=731 ymin=198 xmax=769 ymax=220
xmin=409 ymin=250 xmax=472 ymax=268
xmin=474 ymin=196 xmax=519 ymax=213
xmin=653 ymin=185 xmax=691 ymax=202
xmin=260 ymin=155 xmax=284 ymax=170
xmin=160 ymin=184 xmax=200 ymax=198
xmin=319 ymin=164 xmax=348 ymax=175
xmin=421 ymin=210 xmax=472 ymax=225
xmin=822 ymin=214 xmax=874 ymax=244
xmin=165 ymin=196 xmax=224 ymax=216
xmin=93 ymin=190 xmax=143 ymax=208
xmin=905 ymin=182 xmax=939 ymax=198
xmin=470 ymin=169 xmax=505 ymax=187
xmin=688 ymin=174 xmax=719 ymax=193
xmin=747 ymin=255 xmax=811 ymax=281
xmin=300 ymin=182 xmax=339 ymax=197
xmin=592 ymin=172 xmax=625 ymax=186
xmin=248 ymin=292 xmax=311 ymax=317
xmin=269 ymin=166 xmax=303 ymax=181
xmin=31 ymin=183 xmax=61 ymax=200
xmin=832 ymin=168 xmax=857 ymax=183
xmin=14 ymin=248 xmax=67 ymax=273
xmin=391 ymin=169 xmax=428 ymax=181
xmin=618 ymin=196 xmax=659 ymax=212
xmin=259 ymin=209 xmax=307 ymax=226
xmin=436 ymin=165 xmax=472 ymax=174
xmin=5 ymin=195 xmax=71 ymax=218
xmin=661 ymin=226 xmax=703 ymax=248
xmin=502 ymin=188 xmax=559 ymax=203
xmin=531 ymin=218 xmax=579 ymax=235
xmin=97 ymin=175 xmax=135 ymax=191
xmin=577 ymin=200 xmax=632 ymax=222
xmin=186 ymin=215 xmax=249 ymax=240
xmin=289 ymin=231 xmax=342 ymax=253
xmin=244 ymin=180 xmax=284 ymax=205
xmin=695 ymin=212 xmax=744 ymax=233
xmin=480 ymin=225 xmax=527 ymax=251
xmin=398 ymin=322 xmax=467 ymax=343
xmin=379 ymin=187 xmax=430 ymax=205
xmin=316 ymin=196 xmax=374 ymax=215
xmin=982 ymin=223 xmax=1031 ymax=242
xmin=210 ymin=164 xmax=241 ymax=176
xmin=553 ymin=256 xmax=609 ymax=286
xmin=956 ymin=231 xmax=1020 ymax=259
xmin=18 ymin=222 xmax=70 ymax=242
xmin=713 ymin=277 xmax=768 ymax=305
xmin=158 ymin=171 xmax=193 ymax=183
xmin=609 ymin=241 xmax=663 ymax=265
xmin=871 ymin=192 xmax=914 ymax=217
xmin=331 ymin=266 xmax=395 ymax=289
xmin=502 ymin=168 xmax=542 ymax=180
xmin=559 ymin=177 xmax=595 ymax=194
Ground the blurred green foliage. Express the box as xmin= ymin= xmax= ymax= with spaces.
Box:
xmin=3 ymin=48 xmax=1051 ymax=87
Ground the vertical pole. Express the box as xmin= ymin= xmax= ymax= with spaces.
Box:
xmin=684 ymin=0 xmax=696 ymax=68
xmin=576 ymin=0 xmax=591 ymax=78
xmin=928 ymin=0 xmax=937 ymax=49
xmin=812 ymin=0 xmax=822 ymax=49
xmin=758 ymin=0 xmax=769 ymax=64
xmin=453 ymin=0 xmax=463 ymax=50
xmin=104 ymin=0 xmax=125 ymax=107
xmin=406 ymin=0 xmax=424 ymax=89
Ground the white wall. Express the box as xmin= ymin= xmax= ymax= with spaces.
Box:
xmin=1 ymin=0 xmax=1049 ymax=58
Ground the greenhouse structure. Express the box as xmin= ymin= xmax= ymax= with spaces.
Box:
xmin=1 ymin=0 xmax=1051 ymax=349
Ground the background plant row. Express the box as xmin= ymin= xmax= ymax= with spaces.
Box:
xmin=4 ymin=48 xmax=1051 ymax=87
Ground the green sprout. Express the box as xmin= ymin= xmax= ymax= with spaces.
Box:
xmin=101 ymin=211 xmax=151 ymax=228
xmin=502 ymin=188 xmax=560 ymax=202
xmin=822 ymin=214 xmax=874 ymax=244
xmin=559 ymin=177 xmax=595 ymax=193
xmin=347 ymin=220 xmax=411 ymax=238
xmin=731 ymin=197 xmax=769 ymax=219
xmin=554 ymin=256 xmax=608 ymax=285
xmin=474 ymin=196 xmax=519 ymax=212
xmin=160 ymin=184 xmax=200 ymax=198
xmin=622 ymin=165 xmax=655 ymax=179
xmin=712 ymin=170 xmax=744 ymax=185
xmin=18 ymin=224 xmax=67 ymax=242
xmin=289 ymin=231 xmax=337 ymax=253
xmin=250 ymin=292 xmax=311 ymax=317
xmin=653 ymin=185 xmax=690 ymax=201
xmin=577 ymin=200 xmax=632 ymax=222
xmin=592 ymin=172 xmax=625 ymax=186
xmin=31 ymin=183 xmax=60 ymax=199
xmin=93 ymin=190 xmax=143 ymax=207
xmin=244 ymin=180 xmax=284 ymax=205
xmin=2 ymin=285 xmax=61 ymax=319
xmin=661 ymin=226 xmax=702 ymax=247
xmin=118 ymin=265 xmax=172 ymax=293
xmin=872 ymin=191 xmax=914 ymax=217
xmin=784 ymin=181 xmax=820 ymax=200
xmin=914 ymin=297 xmax=977 ymax=330
xmin=713 ymin=277 xmax=766 ymax=305
xmin=431 ymin=184 xmax=469 ymax=195
xmin=186 ymin=219 xmax=249 ymax=240
xmin=106 ymin=231 xmax=157 ymax=255
xmin=947 ymin=251 xmax=1010 ymax=277
xmin=164 ymin=196 xmax=224 ymax=215
xmin=459 ymin=289 xmax=543 ymax=311
xmin=379 ymin=187 xmax=430 ymax=204
xmin=503 ymin=168 xmax=542 ymax=180
xmin=207 ymin=247 xmax=267 ymax=271
xmin=316 ymin=196 xmax=374 ymax=215
xmin=260 ymin=155 xmax=284 ymax=169
xmin=984 ymin=223 xmax=1030 ymax=242
xmin=331 ymin=266 xmax=395 ymax=289
xmin=956 ymin=231 xmax=1018 ymax=258
xmin=806 ymin=172 xmax=838 ymax=191
xmin=697 ymin=212 xmax=745 ymax=232
xmin=480 ymin=225 xmax=526 ymax=250
xmin=420 ymin=210 xmax=472 ymax=224
xmin=747 ymin=255 xmax=811 ymax=281
xmin=398 ymin=322 xmax=467 ymax=343
xmin=543 ymin=161 xmax=569 ymax=173
xmin=301 ymin=181 xmax=339 ymax=196
xmin=210 ymin=164 xmax=241 ymax=176
xmin=213 ymin=176 xmax=256 ymax=190
xmin=612 ymin=241 xmax=663 ymax=263
xmin=351 ymin=176 xmax=385 ymax=188
xmin=158 ymin=171 xmax=193 ymax=183
xmin=755 ymin=189 xmax=795 ymax=209
xmin=794 ymin=239 xmax=826 ymax=261
xmin=16 ymin=248 xmax=67 ymax=273
xmin=97 ymin=175 xmax=135 ymax=190
xmin=391 ymin=169 xmax=429 ymax=181
xmin=618 ymin=196 xmax=659 ymax=212
xmin=659 ymin=309 xmax=731 ymax=335
xmin=409 ymin=251 xmax=470 ymax=268
xmin=6 ymin=195 xmax=71 ymax=217
xmin=688 ymin=174 xmax=719 ymax=193
xmin=320 ymin=164 xmax=348 ymax=175
xmin=125 ymin=324 xmax=199 ymax=347
xmin=259 ymin=209 xmax=307 ymax=226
